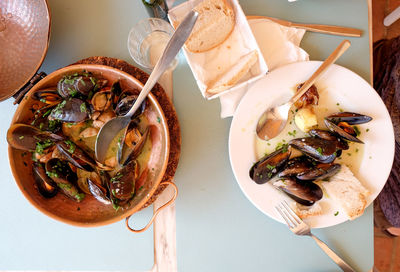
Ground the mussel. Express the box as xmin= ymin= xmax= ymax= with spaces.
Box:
xmin=323 ymin=112 xmax=372 ymax=144
xmin=324 ymin=119 xmax=363 ymax=143
xmin=278 ymin=156 xmax=313 ymax=178
xmin=115 ymin=95 xmax=146 ymax=116
xmin=274 ymin=178 xmax=323 ymax=206
xmin=45 ymin=158 xmax=84 ymax=202
xmin=289 ymin=137 xmax=337 ymax=163
xmin=88 ymin=178 xmax=111 ymax=205
xmin=33 ymin=162 xmax=58 ymax=198
xmin=57 ymin=74 xmax=98 ymax=98
xmin=7 ymin=124 xmax=63 ymax=151
xmin=326 ymin=112 xmax=372 ymax=125
xmin=297 ymin=163 xmax=341 ymax=181
xmin=33 ymin=89 xmax=62 ymax=105
xmin=56 ymin=141 xmax=96 ymax=172
xmin=309 ymin=129 xmax=349 ymax=150
xmin=110 ymin=160 xmax=138 ymax=202
xmin=249 ymin=146 xmax=291 ymax=184
xmin=50 ymin=98 xmax=89 ymax=123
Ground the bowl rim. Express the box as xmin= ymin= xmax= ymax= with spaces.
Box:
xmin=8 ymin=64 xmax=170 ymax=227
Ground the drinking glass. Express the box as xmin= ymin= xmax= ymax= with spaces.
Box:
xmin=128 ymin=18 xmax=178 ymax=71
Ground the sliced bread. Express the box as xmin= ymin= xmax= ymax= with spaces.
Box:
xmin=205 ymin=50 xmax=258 ymax=97
xmin=322 ymin=165 xmax=370 ymax=220
xmin=186 ymin=0 xmax=235 ymax=53
xmin=291 ymin=202 xmax=323 ymax=219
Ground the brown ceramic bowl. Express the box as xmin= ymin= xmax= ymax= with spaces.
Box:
xmin=8 ymin=64 xmax=170 ymax=227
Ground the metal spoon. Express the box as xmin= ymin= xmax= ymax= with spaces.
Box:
xmin=256 ymin=39 xmax=351 ymax=141
xmin=95 ymin=10 xmax=199 ymax=163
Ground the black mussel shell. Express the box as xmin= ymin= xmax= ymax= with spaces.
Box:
xmin=45 ymin=158 xmax=84 ymax=202
xmin=250 ymin=146 xmax=291 ymax=184
xmin=274 ymin=178 xmax=323 ymax=206
xmin=326 ymin=112 xmax=372 ymax=125
xmin=50 ymin=98 xmax=89 ymax=123
xmin=7 ymin=124 xmax=63 ymax=151
xmin=278 ymin=156 xmax=313 ymax=178
xmin=115 ymin=95 xmax=146 ymax=116
xmin=110 ymin=160 xmax=137 ymax=201
xmin=56 ymin=141 xmax=96 ymax=172
xmin=289 ymin=137 xmax=337 ymax=163
xmin=309 ymin=129 xmax=338 ymax=141
xmin=309 ymin=129 xmax=349 ymax=150
xmin=33 ymin=163 xmax=58 ymax=198
xmin=297 ymin=163 xmax=341 ymax=181
xmin=57 ymin=74 xmax=97 ymax=98
xmin=88 ymin=178 xmax=111 ymax=205
xmin=324 ymin=119 xmax=363 ymax=143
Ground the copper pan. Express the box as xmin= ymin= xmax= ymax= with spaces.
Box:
xmin=8 ymin=64 xmax=174 ymax=229
xmin=0 ymin=0 xmax=50 ymax=101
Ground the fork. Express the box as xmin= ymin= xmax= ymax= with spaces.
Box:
xmin=275 ymin=201 xmax=356 ymax=272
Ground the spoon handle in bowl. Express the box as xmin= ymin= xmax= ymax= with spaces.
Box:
xmin=126 ymin=10 xmax=199 ymax=118
xmin=290 ymin=40 xmax=351 ymax=104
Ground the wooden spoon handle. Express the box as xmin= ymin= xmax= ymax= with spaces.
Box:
xmin=290 ymin=23 xmax=362 ymax=37
xmin=290 ymin=40 xmax=351 ymax=104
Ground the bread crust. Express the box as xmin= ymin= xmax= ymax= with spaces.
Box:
xmin=186 ymin=0 xmax=235 ymax=53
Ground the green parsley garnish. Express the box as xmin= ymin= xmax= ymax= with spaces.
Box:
xmin=75 ymin=193 xmax=85 ymax=201
xmin=43 ymin=109 xmax=52 ymax=117
xmin=353 ymin=126 xmax=361 ymax=136
xmin=35 ymin=140 xmax=53 ymax=154
xmin=334 ymin=211 xmax=339 ymax=216
xmin=46 ymin=170 xmax=59 ymax=178
xmin=157 ymin=117 xmax=161 ymax=123
xmin=266 ymin=164 xmax=275 ymax=170
xmin=19 ymin=136 xmax=24 ymax=140
xmin=336 ymin=103 xmax=340 ymax=106
xmin=288 ymin=130 xmax=297 ymax=137
xmin=366 ymin=128 xmax=370 ymax=132
xmin=316 ymin=147 xmax=323 ymax=155
xmin=40 ymin=98 xmax=46 ymax=103
xmin=64 ymin=140 xmax=76 ymax=153
xmin=80 ymin=102 xmax=87 ymax=113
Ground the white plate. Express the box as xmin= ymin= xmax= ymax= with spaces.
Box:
xmin=229 ymin=61 xmax=395 ymax=228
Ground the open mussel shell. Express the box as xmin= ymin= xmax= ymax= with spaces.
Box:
xmin=57 ymin=74 xmax=97 ymax=98
xmin=50 ymin=98 xmax=89 ymax=123
xmin=274 ymin=178 xmax=323 ymax=206
xmin=115 ymin=95 xmax=146 ymax=116
xmin=326 ymin=112 xmax=372 ymax=125
xmin=289 ymin=137 xmax=337 ymax=163
xmin=45 ymin=158 xmax=83 ymax=202
xmin=297 ymin=163 xmax=341 ymax=181
xmin=88 ymin=178 xmax=111 ymax=205
xmin=33 ymin=88 xmax=62 ymax=105
xmin=324 ymin=119 xmax=363 ymax=143
xmin=309 ymin=129 xmax=349 ymax=150
xmin=33 ymin=163 xmax=58 ymax=198
xmin=56 ymin=141 xmax=96 ymax=172
xmin=249 ymin=146 xmax=291 ymax=184
xmin=7 ymin=124 xmax=63 ymax=151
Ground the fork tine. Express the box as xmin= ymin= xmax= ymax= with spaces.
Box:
xmin=275 ymin=205 xmax=293 ymax=228
xmin=276 ymin=203 xmax=296 ymax=228
xmin=282 ymin=200 xmax=302 ymax=224
xmin=279 ymin=203 xmax=298 ymax=227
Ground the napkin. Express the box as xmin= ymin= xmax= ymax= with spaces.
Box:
xmin=219 ymin=18 xmax=309 ymax=118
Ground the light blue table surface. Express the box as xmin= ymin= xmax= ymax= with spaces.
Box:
xmin=0 ymin=0 xmax=373 ymax=271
